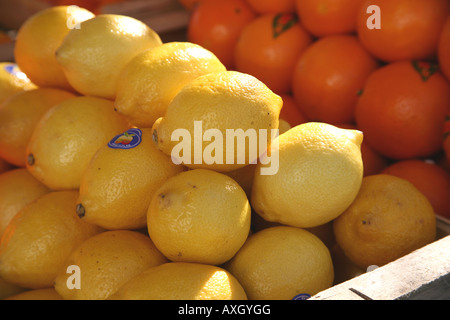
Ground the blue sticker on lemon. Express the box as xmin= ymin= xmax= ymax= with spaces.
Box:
xmin=4 ymin=63 xmax=26 ymax=79
xmin=292 ymin=293 xmax=311 ymax=300
xmin=108 ymin=128 xmax=142 ymax=149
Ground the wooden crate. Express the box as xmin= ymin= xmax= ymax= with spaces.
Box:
xmin=310 ymin=215 xmax=450 ymax=300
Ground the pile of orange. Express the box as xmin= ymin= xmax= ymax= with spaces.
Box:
xmin=183 ymin=0 xmax=450 ymax=220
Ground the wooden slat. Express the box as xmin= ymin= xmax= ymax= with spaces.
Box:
xmin=101 ymin=0 xmax=190 ymax=35
xmin=100 ymin=0 xmax=182 ymax=15
xmin=310 ymin=235 xmax=450 ymax=300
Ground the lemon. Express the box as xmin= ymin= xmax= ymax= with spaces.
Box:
xmin=0 ymin=62 xmax=36 ymax=105
xmin=152 ymin=70 xmax=282 ymax=172
xmin=0 ymin=87 xmax=76 ymax=167
xmin=109 ymin=262 xmax=248 ymax=300
xmin=56 ymin=14 xmax=162 ymax=99
xmin=0 ymin=191 xmax=103 ymax=289
xmin=26 ymin=96 xmax=130 ymax=190
xmin=5 ymin=288 xmax=63 ymax=300
xmin=226 ymin=226 xmax=334 ymax=300
xmin=115 ymin=42 xmax=226 ymax=128
xmin=251 ymin=122 xmax=363 ymax=228
xmin=333 ymin=174 xmax=436 ymax=269
xmin=0 ymin=168 xmax=50 ymax=237
xmin=14 ymin=6 xmax=94 ymax=90
xmin=54 ymin=230 xmax=168 ymax=300
xmin=147 ymin=169 xmax=251 ymax=265
xmin=76 ymin=128 xmax=185 ymax=230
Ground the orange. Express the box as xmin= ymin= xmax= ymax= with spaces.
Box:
xmin=381 ymin=159 xmax=450 ymax=219
xmin=333 ymin=174 xmax=436 ymax=269
xmin=356 ymin=0 xmax=450 ymax=62
xmin=292 ymin=35 xmax=379 ymax=124
xmin=355 ymin=60 xmax=450 ymax=160
xmin=233 ymin=13 xmax=312 ymax=94
xmin=295 ymin=0 xmax=364 ymax=37
xmin=245 ymin=0 xmax=296 ymax=14
xmin=337 ymin=123 xmax=389 ymax=177
xmin=438 ymin=16 xmax=450 ymax=82
xmin=279 ymin=94 xmax=309 ymax=127
xmin=187 ymin=0 xmax=256 ymax=69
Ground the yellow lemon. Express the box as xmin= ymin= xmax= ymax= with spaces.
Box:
xmin=151 ymin=70 xmax=282 ymax=173
xmin=0 ymin=191 xmax=103 ymax=289
xmin=0 ymin=168 xmax=50 ymax=237
xmin=26 ymin=96 xmax=130 ymax=190
xmin=109 ymin=262 xmax=248 ymax=300
xmin=54 ymin=230 xmax=168 ymax=300
xmin=55 ymin=14 xmax=162 ymax=99
xmin=226 ymin=226 xmax=334 ymax=300
xmin=333 ymin=174 xmax=437 ymax=269
xmin=0 ymin=62 xmax=36 ymax=105
xmin=251 ymin=122 xmax=363 ymax=228
xmin=115 ymin=41 xmax=226 ymax=128
xmin=76 ymin=128 xmax=185 ymax=230
xmin=14 ymin=6 xmax=94 ymax=90
xmin=147 ymin=169 xmax=251 ymax=265
xmin=5 ymin=288 xmax=63 ymax=300
xmin=0 ymin=87 xmax=76 ymax=167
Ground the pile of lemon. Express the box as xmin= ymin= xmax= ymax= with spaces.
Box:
xmin=0 ymin=6 xmax=437 ymax=300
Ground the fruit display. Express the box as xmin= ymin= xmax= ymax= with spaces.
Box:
xmin=0 ymin=0 xmax=449 ymax=302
